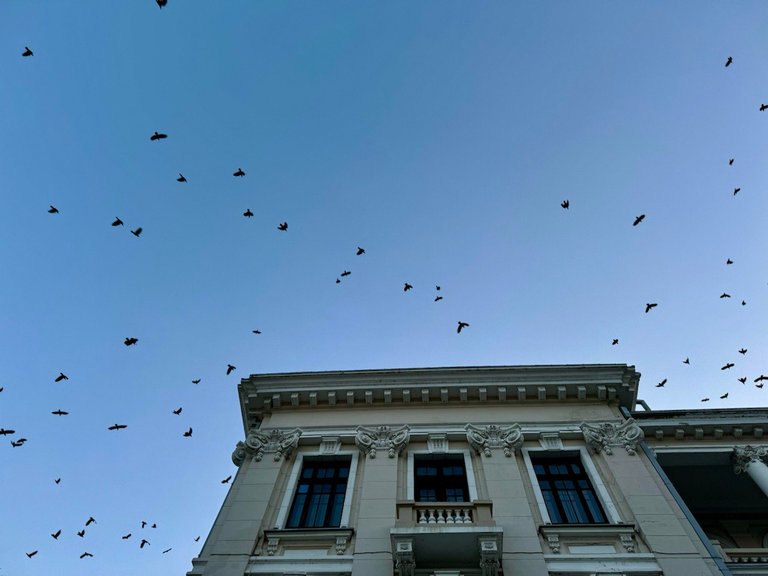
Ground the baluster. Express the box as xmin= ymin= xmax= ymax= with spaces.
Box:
xmin=417 ymin=509 xmax=427 ymax=524
xmin=427 ymin=509 xmax=436 ymax=524
xmin=462 ymin=508 xmax=472 ymax=523
xmin=436 ymin=508 xmax=446 ymax=524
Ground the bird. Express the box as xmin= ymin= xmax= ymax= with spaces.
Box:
xmin=701 ymin=398 xmax=710 ymax=402
xmin=726 ymin=258 xmax=733 ymax=265
xmin=720 ymin=393 xmax=729 ymax=399
xmin=738 ymin=377 xmax=747 ymax=384
xmin=156 ymin=0 xmax=167 ymax=7
xmin=195 ymin=536 xmax=201 ymax=542
xmin=742 ymin=300 xmax=746 ymax=306
xmin=80 ymin=552 xmax=93 ymax=559
xmin=243 ymin=209 xmax=254 ymax=218
xmin=645 ymin=303 xmax=657 ymax=313
xmin=612 ymin=339 xmax=619 ymax=346
xmin=22 ymin=47 xmax=33 ymax=57
xmin=48 ymin=205 xmax=59 ymax=214
xmin=754 ymin=375 xmax=768 ymax=383
xmin=11 ymin=439 xmax=26 ymax=447
xmin=77 ymin=530 xmax=85 ymax=537
xmin=86 ymin=517 xmax=96 ymax=526
xmin=141 ymin=521 xmax=147 ymax=529
xmin=55 ymin=372 xmax=69 ymax=382
xmin=725 ymin=56 xmax=733 ymax=67
xmin=226 ymin=364 xmax=236 ymax=375
xmin=141 ymin=539 xmax=150 ymax=549
xmin=341 ymin=271 xmax=351 ymax=277
xmin=26 ymin=550 xmax=38 ymax=558
xmin=221 ymin=475 xmax=232 ymax=484
xmin=683 ymin=358 xmax=690 ymax=364
xmin=720 ymin=293 xmax=731 ymax=299
xmin=173 ymin=407 xmax=182 ymax=415
xmin=55 ymin=478 xmax=61 ymax=484
xmin=277 ymin=222 xmax=288 ymax=231
xmin=252 ymin=329 xmax=261 ymax=334
xmin=177 ymin=173 xmax=187 ymax=182
xmin=633 ymin=214 xmax=645 ymax=226
xmin=757 ymin=383 xmax=765 ymax=389
xmin=233 ymin=168 xmax=245 ymax=177
xmin=51 ymin=409 xmax=69 ymax=416
xmin=163 ymin=548 xmax=172 ymax=554
xmin=150 ymin=131 xmax=167 ymax=141
xmin=107 ymin=423 xmax=127 ymax=431
xmin=733 ymin=187 xmax=741 ymax=196
xmin=356 ymin=247 xmax=365 ymax=255
xmin=124 ymin=337 xmax=138 ymax=346
xmin=404 ymin=283 xmax=413 ymax=292
xmin=721 ymin=363 xmax=735 ymax=370
xmin=436 ymin=286 xmax=441 ymax=291
xmin=739 ymin=348 xmax=747 ymax=355
xmin=761 ymin=104 xmax=768 ymax=112
xmin=434 ymin=296 xmax=443 ymax=302
xmin=192 ymin=379 xmax=201 ymax=384
xmin=51 ymin=529 xmax=61 ymax=539
xmin=131 ymin=227 xmax=143 ymax=237
xmin=729 ymin=158 xmax=734 ymax=165
xmin=0 ymin=428 xmax=16 ymax=435
xmin=183 ymin=427 xmax=193 ymax=437
xmin=111 ymin=217 xmax=124 ymax=226
xmin=335 ymin=278 xmax=341 ymax=284
xmin=122 ymin=533 xmax=132 ymax=539
xmin=656 ymin=379 xmax=667 ymax=388
xmin=561 ymin=200 xmax=569 ymax=209
xmin=151 ymin=523 xmax=157 ymax=529
xmin=457 ymin=321 xmax=470 ymax=333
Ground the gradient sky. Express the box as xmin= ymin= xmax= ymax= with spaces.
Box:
xmin=2 ymin=1 xmax=767 ymax=574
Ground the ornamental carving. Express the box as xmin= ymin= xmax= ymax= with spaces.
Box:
xmin=355 ymin=425 xmax=410 ymax=458
xmin=479 ymin=538 xmax=501 ymax=576
xmin=393 ymin=539 xmax=415 ymax=576
xmin=580 ymin=418 xmax=643 ymax=455
xmin=465 ymin=423 xmax=523 ymax=457
xmin=231 ymin=428 xmax=302 ymax=466
xmin=733 ymin=445 xmax=768 ymax=474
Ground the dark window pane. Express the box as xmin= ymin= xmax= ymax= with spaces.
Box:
xmin=531 ymin=454 xmax=606 ymax=525
xmin=287 ymin=458 xmax=351 ymax=528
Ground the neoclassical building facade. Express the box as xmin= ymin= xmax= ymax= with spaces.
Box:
xmin=187 ymin=365 xmax=768 ymax=576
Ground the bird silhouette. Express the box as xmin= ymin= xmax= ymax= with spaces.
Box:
xmin=645 ymin=303 xmax=657 ymax=313
xmin=51 ymin=529 xmax=61 ymax=539
xmin=86 ymin=517 xmax=96 ymax=526
xmin=656 ymin=379 xmax=667 ymax=388
xmin=140 ymin=539 xmax=150 ymax=549
xmin=22 ymin=47 xmax=33 ymax=57
xmin=77 ymin=530 xmax=85 ymax=537
xmin=112 ymin=217 xmax=123 ymax=226
xmin=233 ymin=168 xmax=245 ymax=177
xmin=720 ymin=393 xmax=729 ymax=399
xmin=341 ymin=271 xmax=351 ymax=277
xmin=183 ymin=427 xmax=193 ymax=437
xmin=755 ymin=375 xmax=768 ymax=383
xmin=457 ymin=321 xmax=470 ymax=333
xmin=356 ymin=247 xmax=365 ymax=255
xmin=173 ymin=407 xmax=182 ymax=415
xmin=435 ymin=296 xmax=443 ymax=302
xmin=177 ymin=173 xmax=187 ymax=182
xmin=226 ymin=364 xmax=236 ymax=375
xmin=742 ymin=300 xmax=746 ymax=306
xmin=720 ymin=293 xmax=731 ymax=299
xmin=192 ymin=379 xmax=201 ymax=384
xmin=108 ymin=423 xmax=127 ymax=431
xmin=701 ymin=398 xmax=710 ymax=402
xmin=733 ymin=187 xmax=741 ymax=196
xmin=721 ymin=363 xmax=735 ymax=370
xmin=221 ymin=475 xmax=232 ymax=484
xmin=335 ymin=278 xmax=341 ymax=284
xmin=150 ymin=131 xmax=167 ymax=141
xmin=761 ymin=104 xmax=768 ymax=112
xmin=404 ymin=283 xmax=413 ymax=292
xmin=195 ymin=536 xmax=201 ymax=542
xmin=725 ymin=56 xmax=733 ymax=67
xmin=612 ymin=339 xmax=619 ymax=346
xmin=0 ymin=428 xmax=15 ymax=435
xmin=156 ymin=0 xmax=167 ymax=7
xmin=55 ymin=372 xmax=68 ymax=382
xmin=683 ymin=358 xmax=690 ymax=364
xmin=51 ymin=409 xmax=69 ymax=416
xmin=252 ymin=330 xmax=261 ymax=334
xmin=738 ymin=348 xmax=747 ymax=355
xmin=48 ymin=205 xmax=59 ymax=214
xmin=436 ymin=286 xmax=441 ymax=291
xmin=131 ymin=227 xmax=143 ymax=237
xmin=243 ymin=209 xmax=254 ymax=218
xmin=55 ymin=478 xmax=61 ymax=484
xmin=729 ymin=158 xmax=734 ymax=165
xmin=738 ymin=377 xmax=747 ymax=384
xmin=141 ymin=521 xmax=147 ymax=529
xmin=757 ymin=383 xmax=765 ymax=389
xmin=726 ymin=258 xmax=733 ymax=265
xmin=12 ymin=440 xmax=25 ymax=447
xmin=80 ymin=552 xmax=93 ymax=559
xmin=277 ymin=222 xmax=288 ymax=231
xmin=124 ymin=337 xmax=138 ymax=346
xmin=163 ymin=547 xmax=172 ymax=554
xmin=122 ymin=533 xmax=132 ymax=539
xmin=561 ymin=200 xmax=569 ymax=209
xmin=633 ymin=214 xmax=645 ymax=226
xmin=26 ymin=550 xmax=38 ymax=558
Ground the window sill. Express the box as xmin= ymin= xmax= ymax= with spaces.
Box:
xmin=539 ymin=523 xmax=638 ymax=554
xmin=260 ymin=527 xmax=354 ymax=556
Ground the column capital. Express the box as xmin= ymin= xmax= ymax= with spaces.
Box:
xmin=232 ymin=427 xmax=302 ymax=466
xmin=733 ymin=445 xmax=768 ymax=474
xmin=355 ymin=424 xmax=410 ymax=458
xmin=466 ymin=423 xmax=523 ymax=457
xmin=581 ymin=418 xmax=644 ymax=455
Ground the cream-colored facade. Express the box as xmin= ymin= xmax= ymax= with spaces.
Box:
xmin=187 ymin=365 xmax=768 ymax=576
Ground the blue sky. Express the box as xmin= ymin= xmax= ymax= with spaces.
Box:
xmin=2 ymin=1 xmax=767 ymax=574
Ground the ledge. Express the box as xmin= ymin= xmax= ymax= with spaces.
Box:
xmin=260 ymin=528 xmax=354 ymax=557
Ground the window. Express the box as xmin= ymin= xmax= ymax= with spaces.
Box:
xmin=414 ymin=454 xmax=469 ymax=502
xmin=530 ymin=454 xmax=606 ymax=524
xmin=286 ymin=457 xmax=351 ymax=528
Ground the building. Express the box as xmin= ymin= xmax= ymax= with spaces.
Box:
xmin=187 ymin=364 xmax=768 ymax=576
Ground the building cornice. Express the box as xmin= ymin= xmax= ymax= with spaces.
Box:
xmin=631 ymin=410 xmax=767 ymax=443
xmin=237 ymin=364 xmax=639 ymax=433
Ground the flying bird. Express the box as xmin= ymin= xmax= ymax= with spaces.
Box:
xmin=157 ymin=0 xmax=167 ymax=7
xmin=243 ymin=209 xmax=254 ymax=218
xmin=720 ymin=393 xmax=729 ymax=399
xmin=177 ymin=173 xmax=187 ymax=182
xmin=725 ymin=56 xmax=733 ymax=67
xmin=755 ymin=375 xmax=768 ymax=383
xmin=48 ymin=205 xmax=59 ymax=214
xmin=612 ymin=339 xmax=619 ymax=346
xmin=738 ymin=377 xmax=747 ymax=384
xmin=335 ymin=278 xmax=341 ymax=284
xmin=55 ymin=372 xmax=68 ymax=382
xmin=403 ymin=283 xmax=413 ymax=292
xmin=761 ymin=104 xmax=768 ymax=112
xmin=633 ymin=214 xmax=645 ymax=226
xmin=107 ymin=423 xmax=127 ymax=431
xmin=457 ymin=321 xmax=470 ymax=333
xmin=22 ymin=47 xmax=33 ymax=57
xmin=434 ymin=296 xmax=443 ymax=302
xmin=683 ymin=358 xmax=690 ymax=364
xmin=131 ymin=227 xmax=143 ymax=237
xmin=77 ymin=530 xmax=85 ymax=537
xmin=742 ymin=300 xmax=746 ymax=306
xmin=55 ymin=478 xmax=61 ymax=484
xmin=356 ymin=247 xmax=365 ymax=255
xmin=112 ymin=217 xmax=124 ymax=226
xmin=757 ymin=383 xmax=764 ymax=389
xmin=12 ymin=440 xmax=25 ymax=447
xmin=436 ymin=286 xmax=441 ymax=291
xmin=124 ymin=337 xmax=138 ymax=346
xmin=645 ymin=303 xmax=657 ymax=313
xmin=701 ymin=398 xmax=710 ymax=402
xmin=51 ymin=529 xmax=61 ymax=540
xmin=561 ymin=200 xmax=569 ymax=209
xmin=341 ymin=271 xmax=351 ymax=277
xmin=226 ymin=364 xmax=236 ymax=375
xmin=721 ymin=363 xmax=735 ymax=370
xmin=141 ymin=521 xmax=147 ymax=529
xmin=277 ymin=222 xmax=288 ymax=231
xmin=51 ymin=409 xmax=69 ymax=416
xmin=173 ymin=407 xmax=182 ymax=415
xmin=26 ymin=550 xmax=38 ymax=558
xmin=720 ymin=293 xmax=731 ymax=299
xmin=252 ymin=329 xmax=261 ymax=335
xmin=150 ymin=131 xmax=167 ymax=141
xmin=0 ymin=428 xmax=16 ymax=435
xmin=183 ymin=427 xmax=193 ymax=437
xmin=192 ymin=379 xmax=201 ymax=384
xmin=729 ymin=158 xmax=734 ymax=165
xmin=221 ymin=475 xmax=232 ymax=484
xmin=233 ymin=168 xmax=245 ymax=177
xmin=195 ymin=536 xmax=200 ymax=542
xmin=86 ymin=517 xmax=96 ymax=526
xmin=140 ymin=539 xmax=150 ymax=549
xmin=122 ymin=533 xmax=132 ymax=539
xmin=163 ymin=548 xmax=172 ymax=554
xmin=738 ymin=348 xmax=747 ymax=355
xmin=726 ymin=258 xmax=733 ymax=265
xmin=733 ymin=187 xmax=741 ymax=196
xmin=80 ymin=552 xmax=93 ymax=559
xmin=656 ymin=379 xmax=667 ymax=388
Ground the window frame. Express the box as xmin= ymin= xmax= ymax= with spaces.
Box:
xmin=406 ymin=449 xmax=478 ymax=502
xmin=275 ymin=450 xmax=359 ymax=529
xmin=522 ymin=446 xmax=621 ymax=525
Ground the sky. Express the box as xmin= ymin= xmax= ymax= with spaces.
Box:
xmin=2 ymin=1 xmax=768 ymax=574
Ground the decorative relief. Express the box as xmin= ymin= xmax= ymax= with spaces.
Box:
xmin=231 ymin=428 xmax=302 ymax=466
xmin=479 ymin=538 xmax=501 ymax=576
xmin=539 ymin=432 xmax=563 ymax=451
xmin=466 ymin=423 xmax=523 ymax=457
xmin=733 ymin=445 xmax=768 ymax=474
xmin=266 ymin=536 xmax=279 ymax=556
xmin=546 ymin=533 xmax=561 ymax=554
xmin=335 ymin=534 xmax=349 ymax=555
xmin=620 ymin=533 xmax=636 ymax=553
xmin=427 ymin=434 xmax=448 ymax=453
xmin=580 ymin=418 xmax=644 ymax=455
xmin=355 ymin=425 xmax=410 ymax=458
xmin=393 ymin=539 xmax=415 ymax=576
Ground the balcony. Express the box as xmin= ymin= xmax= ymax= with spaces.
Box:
xmin=391 ymin=501 xmax=503 ymax=576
